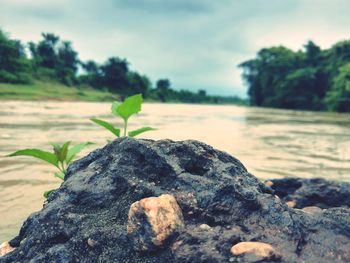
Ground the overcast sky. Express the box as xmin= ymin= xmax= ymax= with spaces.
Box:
xmin=0 ymin=0 xmax=349 ymax=96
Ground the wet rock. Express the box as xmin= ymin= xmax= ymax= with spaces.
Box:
xmin=269 ymin=177 xmax=350 ymax=209
xmin=127 ymin=194 xmax=184 ymax=251
xmin=173 ymin=225 xmax=243 ymax=263
xmin=231 ymin=241 xmax=281 ymax=261
xmin=0 ymin=242 xmax=15 ymax=257
xmin=1 ymin=138 xmax=349 ymax=263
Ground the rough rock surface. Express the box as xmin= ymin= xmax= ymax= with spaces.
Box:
xmin=127 ymin=194 xmax=184 ymax=251
xmin=269 ymin=178 xmax=350 ymax=209
xmin=1 ymin=138 xmax=350 ymax=262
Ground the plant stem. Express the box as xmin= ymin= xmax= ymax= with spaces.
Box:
xmin=123 ymin=119 xmax=128 ymax=137
xmin=58 ymin=161 xmax=66 ymax=175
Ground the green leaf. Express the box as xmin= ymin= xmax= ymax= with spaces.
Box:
xmin=54 ymin=171 xmax=65 ymax=180
xmin=43 ymin=189 xmax=56 ymax=198
xmin=51 ymin=143 xmax=61 ymax=157
xmin=66 ymin=142 xmax=93 ymax=164
xmin=90 ymin=118 xmax=120 ymax=137
xmin=111 ymin=101 xmax=121 ymax=116
xmin=58 ymin=141 xmax=70 ymax=162
xmin=128 ymin=127 xmax=156 ymax=137
xmin=8 ymin=149 xmax=59 ymax=168
xmin=115 ymin=94 xmax=142 ymax=121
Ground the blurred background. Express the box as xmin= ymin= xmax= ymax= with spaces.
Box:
xmin=0 ymin=0 xmax=349 ymax=241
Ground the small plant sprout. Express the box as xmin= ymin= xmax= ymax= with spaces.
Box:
xmin=8 ymin=141 xmax=92 ymax=198
xmin=91 ymin=93 xmax=156 ymax=137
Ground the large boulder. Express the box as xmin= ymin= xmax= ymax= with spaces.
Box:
xmin=1 ymin=138 xmax=349 ymax=262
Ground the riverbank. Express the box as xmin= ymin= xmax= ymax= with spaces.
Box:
xmin=0 ymin=82 xmax=119 ymax=101
xmin=0 ymin=82 xmax=247 ymax=105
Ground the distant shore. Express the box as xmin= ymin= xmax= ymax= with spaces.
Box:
xmin=0 ymin=82 xmax=247 ymax=105
xmin=0 ymin=82 xmax=119 ymax=102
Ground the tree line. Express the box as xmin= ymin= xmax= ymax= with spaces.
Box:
xmin=240 ymin=40 xmax=350 ymax=112
xmin=0 ymin=29 xmax=245 ymax=104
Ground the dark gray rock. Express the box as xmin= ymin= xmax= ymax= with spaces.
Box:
xmin=1 ymin=138 xmax=350 ymax=262
xmin=269 ymin=178 xmax=350 ymax=209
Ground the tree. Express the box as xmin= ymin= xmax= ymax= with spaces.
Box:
xmin=36 ymin=33 xmax=59 ymax=68
xmin=239 ymin=46 xmax=298 ymax=107
xmin=156 ymin=79 xmax=171 ymax=102
xmin=277 ymin=68 xmax=321 ymax=110
xmin=0 ymin=29 xmax=31 ymax=83
xmin=325 ymin=63 xmax=350 ymax=112
xmin=304 ymin=40 xmax=321 ymax=64
xmin=57 ymin=41 xmax=79 ymax=85
xmin=127 ymin=72 xmax=151 ymax=97
xmin=29 ymin=33 xmax=79 ymax=85
xmin=100 ymin=57 xmax=129 ymax=94
xmin=239 ymin=40 xmax=350 ymax=112
xmin=80 ymin=60 xmax=103 ymax=89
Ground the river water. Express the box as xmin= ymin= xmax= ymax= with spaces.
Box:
xmin=0 ymin=101 xmax=349 ymax=241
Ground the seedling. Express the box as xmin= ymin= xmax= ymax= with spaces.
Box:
xmin=8 ymin=141 xmax=92 ymax=198
xmin=91 ymin=93 xmax=156 ymax=137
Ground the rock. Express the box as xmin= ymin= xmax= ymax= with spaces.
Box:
xmin=231 ymin=241 xmax=281 ymax=260
xmin=127 ymin=194 xmax=184 ymax=251
xmin=265 ymin=180 xmax=273 ymax=187
xmin=269 ymin=177 xmax=350 ymax=209
xmin=301 ymin=206 xmax=323 ymax=214
xmin=286 ymin=200 xmax=296 ymax=208
xmin=0 ymin=242 xmax=15 ymax=257
xmin=198 ymin=224 xmax=211 ymax=230
xmin=87 ymin=238 xmax=98 ymax=248
xmin=1 ymin=138 xmax=350 ymax=263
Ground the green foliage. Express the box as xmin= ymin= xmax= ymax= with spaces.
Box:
xmin=156 ymin=79 xmax=171 ymax=102
xmin=90 ymin=118 xmax=121 ymax=137
xmin=29 ymin=33 xmax=79 ymax=85
xmin=8 ymin=141 xmax=92 ymax=198
xmin=8 ymin=149 xmax=59 ymax=167
xmin=0 ymin=29 xmax=32 ymax=84
xmin=113 ymin=94 xmax=142 ymax=121
xmin=80 ymin=57 xmax=151 ymax=97
xmin=128 ymin=127 xmax=156 ymax=137
xmin=0 ymin=29 xmax=246 ymax=105
xmin=0 ymin=81 xmax=120 ymax=101
xmin=91 ymin=94 xmax=156 ymax=137
xmin=43 ymin=189 xmax=56 ymax=199
xmin=240 ymin=40 xmax=350 ymax=112
xmin=324 ymin=63 xmax=350 ymax=112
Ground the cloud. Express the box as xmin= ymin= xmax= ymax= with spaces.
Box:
xmin=0 ymin=0 xmax=349 ymax=96
xmin=112 ymin=0 xmax=220 ymax=14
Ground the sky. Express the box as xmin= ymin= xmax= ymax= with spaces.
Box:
xmin=0 ymin=0 xmax=349 ymax=97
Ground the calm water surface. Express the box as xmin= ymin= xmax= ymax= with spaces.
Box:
xmin=1 ymin=101 xmax=349 ymax=241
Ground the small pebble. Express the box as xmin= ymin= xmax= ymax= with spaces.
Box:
xmin=87 ymin=238 xmax=97 ymax=248
xmin=199 ymin=224 xmax=211 ymax=230
xmin=286 ymin=200 xmax=296 ymax=208
xmin=265 ymin=181 xmax=273 ymax=187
